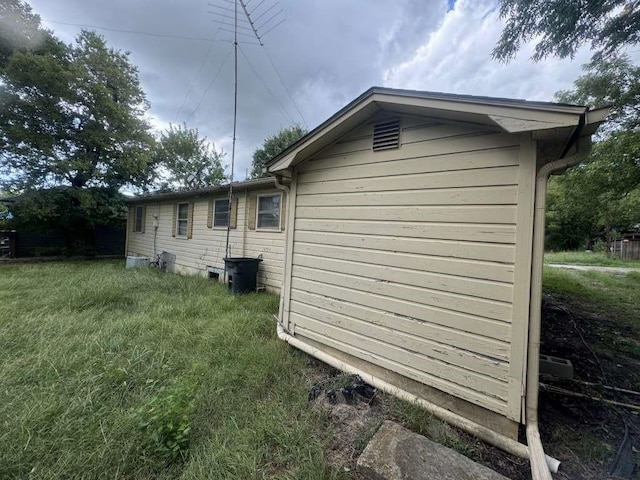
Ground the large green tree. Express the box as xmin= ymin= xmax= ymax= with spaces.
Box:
xmin=0 ymin=29 xmax=155 ymax=191
xmin=154 ymin=124 xmax=226 ymax=190
xmin=545 ymin=55 xmax=640 ymax=252
xmin=249 ymin=125 xmax=307 ymax=179
xmin=493 ymin=0 xmax=640 ymax=62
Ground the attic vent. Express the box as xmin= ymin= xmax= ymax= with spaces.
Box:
xmin=372 ymin=119 xmax=401 ymax=151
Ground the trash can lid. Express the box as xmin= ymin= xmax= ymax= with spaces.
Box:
xmin=223 ymin=257 xmax=263 ymax=263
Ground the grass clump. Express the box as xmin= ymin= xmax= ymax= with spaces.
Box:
xmin=0 ymin=261 xmax=339 ymax=479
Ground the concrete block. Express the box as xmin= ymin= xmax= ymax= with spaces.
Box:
xmin=357 ymin=421 xmax=508 ymax=480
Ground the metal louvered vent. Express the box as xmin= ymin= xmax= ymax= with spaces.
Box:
xmin=372 ymin=119 xmax=401 ymax=151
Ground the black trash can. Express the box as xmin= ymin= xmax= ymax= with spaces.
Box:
xmin=223 ymin=257 xmax=263 ymax=294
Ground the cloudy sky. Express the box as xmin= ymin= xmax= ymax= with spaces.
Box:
xmin=29 ymin=0 xmax=639 ymax=180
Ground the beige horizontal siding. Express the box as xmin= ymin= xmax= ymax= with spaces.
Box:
xmin=295 ymin=185 xmax=518 ymax=207
xmin=292 ymin=242 xmax=514 ymax=283
xmin=127 ymin=188 xmax=286 ymax=292
xmin=294 ymin=323 xmax=508 ymax=414
xmin=286 ymin=118 xmax=524 ymax=418
xmin=290 ymin=281 xmax=510 ymax=341
xmin=293 ymin=230 xmax=515 ymax=263
xmin=296 ymin=166 xmax=520 ymax=195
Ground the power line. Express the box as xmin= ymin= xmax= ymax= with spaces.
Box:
xmin=41 ymin=18 xmax=224 ymax=43
xmin=238 ymin=44 xmax=295 ymax=124
xmin=184 ymin=45 xmax=234 ymax=124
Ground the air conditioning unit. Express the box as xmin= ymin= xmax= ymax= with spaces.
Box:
xmin=126 ymin=256 xmax=149 ymax=269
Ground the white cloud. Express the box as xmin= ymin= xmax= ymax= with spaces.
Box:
xmin=383 ymin=0 xmax=593 ymax=102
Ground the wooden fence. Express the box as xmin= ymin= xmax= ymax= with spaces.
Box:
xmin=613 ymin=236 xmax=640 ymax=261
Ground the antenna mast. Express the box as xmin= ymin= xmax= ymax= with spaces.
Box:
xmin=208 ymin=0 xmax=285 ymax=276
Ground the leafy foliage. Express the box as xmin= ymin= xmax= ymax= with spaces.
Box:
xmin=493 ymin=0 xmax=640 ymax=62
xmin=249 ymin=124 xmax=307 ymax=179
xmin=154 ymin=124 xmax=226 ymax=190
xmin=0 ymin=0 xmax=59 ymax=68
xmin=546 ymin=55 xmax=640 ymax=251
xmin=133 ymin=382 xmax=196 ymax=462
xmin=0 ymin=30 xmax=155 ymax=191
xmin=5 ymin=187 xmax=126 ymax=254
xmin=556 ymin=55 xmax=640 ymax=134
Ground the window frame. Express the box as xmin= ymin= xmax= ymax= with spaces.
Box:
xmin=256 ymin=193 xmax=282 ymax=231
xmin=176 ymin=202 xmax=189 ymax=238
xmin=134 ymin=205 xmax=144 ymax=233
xmin=213 ymin=198 xmax=230 ymax=228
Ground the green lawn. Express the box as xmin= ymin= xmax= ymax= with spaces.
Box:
xmin=543 ymin=266 xmax=640 ymax=323
xmin=545 ymin=251 xmax=640 ymax=268
xmin=0 ymin=261 xmax=343 ymax=479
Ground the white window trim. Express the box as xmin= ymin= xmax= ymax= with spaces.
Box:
xmin=176 ymin=202 xmax=189 ymax=238
xmin=134 ymin=205 xmax=144 ymax=233
xmin=256 ymin=192 xmax=282 ymax=231
xmin=213 ymin=198 xmax=230 ymax=229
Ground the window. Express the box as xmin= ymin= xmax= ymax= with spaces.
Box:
xmin=213 ymin=198 xmax=229 ymax=227
xmin=256 ymin=194 xmax=281 ymax=230
xmin=176 ymin=202 xmax=189 ymax=237
xmin=134 ymin=205 xmax=145 ymax=233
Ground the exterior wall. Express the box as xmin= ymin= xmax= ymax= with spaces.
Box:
xmin=126 ymin=187 xmax=286 ymax=293
xmin=282 ymin=115 xmax=536 ymax=423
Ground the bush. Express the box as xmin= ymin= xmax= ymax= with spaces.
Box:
xmin=132 ymin=382 xmax=196 ymax=462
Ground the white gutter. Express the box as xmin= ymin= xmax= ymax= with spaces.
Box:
xmin=276 ymin=321 xmax=560 ymax=472
xmin=526 ymin=135 xmax=592 ymax=479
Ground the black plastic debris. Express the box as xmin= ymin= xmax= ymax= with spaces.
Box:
xmin=308 ymin=374 xmax=377 ymax=405
xmin=326 ymin=389 xmax=337 ymax=404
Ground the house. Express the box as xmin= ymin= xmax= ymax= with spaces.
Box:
xmin=266 ymin=87 xmax=606 ymax=478
xmin=124 ymin=177 xmax=287 ymax=293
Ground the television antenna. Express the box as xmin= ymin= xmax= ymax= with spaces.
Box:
xmin=207 ymin=0 xmax=285 ymax=276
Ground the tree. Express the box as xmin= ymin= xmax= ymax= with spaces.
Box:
xmin=5 ymin=187 xmax=126 ymax=254
xmin=556 ymin=55 xmax=640 ymax=134
xmin=249 ymin=125 xmax=307 ymax=179
xmin=546 ymin=55 xmax=640 ymax=253
xmin=154 ymin=124 xmax=226 ymax=190
xmin=493 ymin=0 xmax=640 ymax=62
xmin=0 ymin=30 xmax=155 ymax=191
xmin=0 ymin=0 xmax=59 ymax=69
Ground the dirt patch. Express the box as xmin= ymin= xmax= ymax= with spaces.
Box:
xmin=304 ymin=367 xmax=529 ymax=479
xmin=540 ymin=293 xmax=640 ymax=479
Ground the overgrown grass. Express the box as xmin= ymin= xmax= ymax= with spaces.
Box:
xmin=543 ymin=266 xmax=640 ymax=324
xmin=545 ymin=251 xmax=640 ymax=268
xmin=0 ymin=261 xmax=343 ymax=479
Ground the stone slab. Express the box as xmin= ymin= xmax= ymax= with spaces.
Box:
xmin=357 ymin=421 xmax=509 ymax=480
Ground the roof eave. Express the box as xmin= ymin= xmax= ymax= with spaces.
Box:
xmin=267 ymin=88 xmax=590 ymax=175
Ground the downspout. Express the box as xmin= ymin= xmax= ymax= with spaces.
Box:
xmin=273 ymin=174 xmax=289 ymax=193
xmin=276 ymin=321 xmax=560 ymax=471
xmin=526 ymin=133 xmax=592 ymax=480
xmin=273 ymin=174 xmax=290 ymax=316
